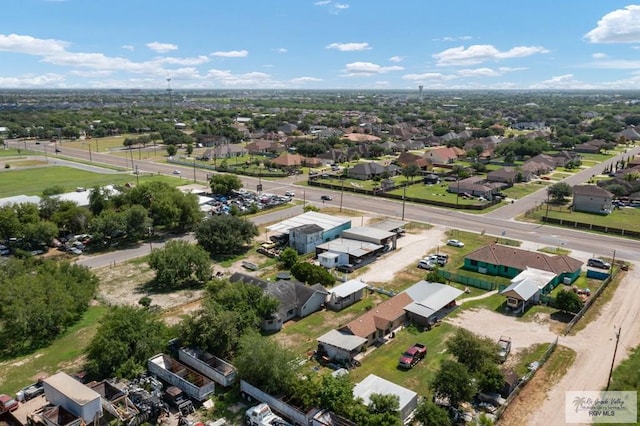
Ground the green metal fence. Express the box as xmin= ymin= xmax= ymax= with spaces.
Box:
xmin=438 ymin=270 xmax=496 ymax=291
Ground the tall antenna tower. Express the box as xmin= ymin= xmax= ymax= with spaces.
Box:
xmin=166 ymin=77 xmax=173 ymax=117
xmin=418 ymin=85 xmax=424 ymax=103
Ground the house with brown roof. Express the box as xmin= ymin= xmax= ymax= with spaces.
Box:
xmin=424 ymin=146 xmax=463 ymax=164
xmin=447 ymin=176 xmax=495 ymax=199
xmin=487 ymin=167 xmax=532 ymax=184
xmin=463 ymin=244 xmax=583 ymax=286
xmin=573 ymin=185 xmax=614 ymax=215
xmin=271 ymin=153 xmax=304 ymax=169
xmin=340 ymin=292 xmax=412 ymax=347
xmin=395 ymin=152 xmax=432 ymax=170
xmin=522 ymin=154 xmax=556 ymax=175
xmin=245 ymin=140 xmax=285 ymax=155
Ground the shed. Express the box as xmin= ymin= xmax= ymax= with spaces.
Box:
xmin=42 ymin=372 xmax=103 ymax=424
xmin=340 ymin=226 xmax=397 ymax=249
xmin=353 ymin=374 xmax=418 ymax=422
xmin=317 ymin=330 xmax=367 ymax=363
xmin=327 ymin=279 xmax=368 ymax=311
xmin=402 ymin=281 xmax=464 ymax=326
xmin=315 ymin=238 xmax=383 ymax=265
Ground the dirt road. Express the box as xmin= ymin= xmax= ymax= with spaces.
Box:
xmin=446 ymin=268 xmax=640 ymax=426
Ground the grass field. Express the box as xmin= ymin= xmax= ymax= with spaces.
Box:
xmin=531 ymin=204 xmax=640 ymax=233
xmin=502 ymin=181 xmax=550 ymax=199
xmin=0 ymin=306 xmax=107 ymax=395
xmin=0 ymin=166 xmax=184 ymax=197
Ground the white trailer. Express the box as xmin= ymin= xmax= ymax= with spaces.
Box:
xmin=147 ymin=354 xmax=215 ymax=402
xmin=178 ymin=347 xmax=237 ymax=387
xmin=240 ymin=380 xmax=313 ymax=426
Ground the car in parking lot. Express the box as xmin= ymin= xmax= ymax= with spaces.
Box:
xmin=0 ymin=394 xmax=18 ymax=412
xmin=587 ymin=258 xmax=611 ymax=270
xmin=321 ymin=195 xmax=333 ymax=201
xmin=425 ymin=254 xmax=448 ymax=266
xmin=446 ymin=239 xmax=465 ymax=248
xmin=417 ymin=259 xmax=437 ymax=270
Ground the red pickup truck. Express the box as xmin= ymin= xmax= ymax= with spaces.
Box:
xmin=398 ymin=343 xmax=427 ymax=369
xmin=0 ymin=394 xmax=18 ymax=413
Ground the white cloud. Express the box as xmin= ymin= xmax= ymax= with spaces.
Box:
xmin=586 ymin=59 xmax=640 ymax=69
xmin=528 ymin=74 xmax=595 ymax=90
xmin=592 ymin=52 xmax=608 ymax=59
xmin=374 ymin=80 xmax=390 ymax=87
xmin=333 ymin=3 xmax=349 ymax=10
xmin=438 ymin=35 xmax=473 ymax=42
xmin=155 ymin=56 xmax=209 ymax=66
xmin=433 ymin=44 xmax=549 ymax=66
xmin=326 ymin=42 xmax=371 ymax=51
xmin=315 ymin=1 xmax=349 ymax=14
xmin=343 ymin=62 xmax=403 ymax=76
xmin=389 ymin=56 xmax=404 ymax=62
xmin=290 ymin=76 xmax=323 ymax=83
xmin=402 ymin=72 xmax=457 ymax=81
xmin=211 ymin=50 xmax=248 ymax=58
xmin=146 ymin=42 xmax=178 ymax=53
xmin=203 ymin=68 xmax=285 ymax=88
xmin=276 ymin=48 xmax=288 ymax=53
xmin=456 ymin=67 xmax=524 ymax=78
xmin=121 ymin=45 xmax=134 ymax=51
xmin=69 ymin=70 xmax=113 ymax=77
xmin=585 ymin=5 xmax=640 ymax=43
xmin=0 ymin=33 xmax=68 ymax=55
xmin=0 ymin=73 xmax=65 ymax=87
xmin=314 ymin=0 xmax=331 ymax=5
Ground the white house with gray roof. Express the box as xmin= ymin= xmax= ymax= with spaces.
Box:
xmin=572 ymin=184 xmax=613 ymax=215
xmin=326 ymin=279 xmax=369 ymax=311
xmin=402 ymin=281 xmax=464 ymax=326
xmin=353 ymin=374 xmax=418 ymax=423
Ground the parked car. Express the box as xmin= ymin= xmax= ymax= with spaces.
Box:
xmin=398 ymin=343 xmax=427 ymax=369
xmin=497 ymin=336 xmax=512 ymax=363
xmin=417 ymin=259 xmax=437 ymax=270
xmin=336 ymin=264 xmax=354 ymax=273
xmin=447 ymin=239 xmax=465 ymax=248
xmin=425 ymin=254 xmax=448 ymax=266
xmin=321 ymin=195 xmax=333 ymax=201
xmin=0 ymin=394 xmax=18 ymax=413
xmin=587 ymin=258 xmax=611 ymax=270
xmin=173 ymin=169 xmax=181 ymax=175
xmin=284 ymin=191 xmax=295 ymax=197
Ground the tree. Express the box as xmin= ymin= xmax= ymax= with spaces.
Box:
xmin=148 ymin=240 xmax=211 ymax=289
xmin=235 ymin=331 xmax=299 ymax=395
xmin=446 ymin=328 xmax=499 ymax=372
xmin=555 ymin=289 xmax=583 ymax=314
xmin=547 ymin=182 xmax=572 ymax=202
xmin=166 ymin=145 xmax=177 ymax=156
xmin=195 ymin=215 xmax=258 ymax=255
xmin=477 ymin=362 xmax=505 ymax=393
xmin=85 ymin=306 xmax=168 ymax=379
xmin=279 ymin=247 xmax=299 ymax=269
xmin=413 ymin=400 xmax=451 ymax=426
xmin=0 ymin=205 xmax=21 ymax=242
xmin=431 ymin=360 xmax=476 ymax=408
xmin=209 ymin=174 xmax=243 ymax=196
xmin=291 ymin=262 xmax=335 ymax=286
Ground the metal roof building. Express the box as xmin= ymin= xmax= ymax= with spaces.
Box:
xmin=353 ymin=374 xmax=418 ymax=422
xmin=267 ymin=211 xmax=351 ymax=234
xmin=315 ymin=238 xmax=382 ymax=259
xmin=403 ymin=281 xmax=464 ymax=322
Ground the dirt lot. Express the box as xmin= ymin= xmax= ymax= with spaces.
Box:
xmin=446 ymin=268 xmax=640 ymax=426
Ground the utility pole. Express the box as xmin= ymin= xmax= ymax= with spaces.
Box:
xmin=545 ymin=190 xmax=550 ymax=219
xmin=88 ymin=144 xmax=92 ymax=162
xmin=193 ymin=158 xmax=197 ymax=183
xmin=606 ymin=327 xmax=622 ymax=390
xmin=402 ymin=184 xmax=407 ymax=221
xmin=340 ymin=177 xmax=345 ymax=212
xmin=129 ymin=148 xmax=134 ymax=171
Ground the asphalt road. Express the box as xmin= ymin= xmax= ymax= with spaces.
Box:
xmin=9 ymin=139 xmax=640 ymax=263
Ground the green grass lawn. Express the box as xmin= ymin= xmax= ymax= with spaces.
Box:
xmin=0 ymin=166 xmax=184 ymax=197
xmin=502 ymin=181 xmax=550 ymax=199
xmin=0 ymin=306 xmax=107 ymax=395
xmin=347 ymin=323 xmax=457 ymax=396
xmin=534 ymin=204 xmax=640 ymax=232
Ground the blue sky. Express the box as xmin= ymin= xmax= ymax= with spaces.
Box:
xmin=2 ymin=1 xmax=640 ymax=90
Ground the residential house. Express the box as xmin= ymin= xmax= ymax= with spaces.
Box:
xmin=447 ymin=176 xmax=495 ymax=199
xmin=574 ymin=139 xmax=606 ymax=154
xmin=499 ymin=267 xmax=557 ymax=313
xmin=271 ymin=152 xmax=304 ymax=169
xmin=245 ymin=139 xmax=285 ymax=156
xmin=402 ymin=282 xmax=464 ymax=326
xmin=317 ymin=149 xmax=348 ymax=164
xmin=395 ymin=152 xmax=432 ymax=170
xmin=278 ymin=123 xmax=298 ymax=135
xmin=229 ymin=273 xmax=327 ymax=332
xmin=340 ymin=292 xmax=413 ymax=347
xmin=464 ymin=243 xmax=583 ymax=285
xmin=326 ymin=279 xmax=369 ymax=311
xmin=194 ymin=134 xmax=229 ymax=147
xmin=572 ymin=185 xmax=614 ymax=215
xmin=522 ymin=154 xmax=556 ymax=175
xmin=487 ymin=167 xmax=532 ymax=184
xmin=511 ymin=121 xmax=546 ymax=130
xmin=353 ymin=375 xmax=418 ymax=423
xmin=424 ymin=146 xmax=463 ymax=164
xmin=343 ymin=133 xmax=381 ymax=143
xmin=347 ymin=162 xmax=400 ymax=180
xmin=616 ymin=127 xmax=640 ymax=141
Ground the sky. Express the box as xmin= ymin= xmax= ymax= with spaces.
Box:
xmin=2 ymin=1 xmax=640 ymax=90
